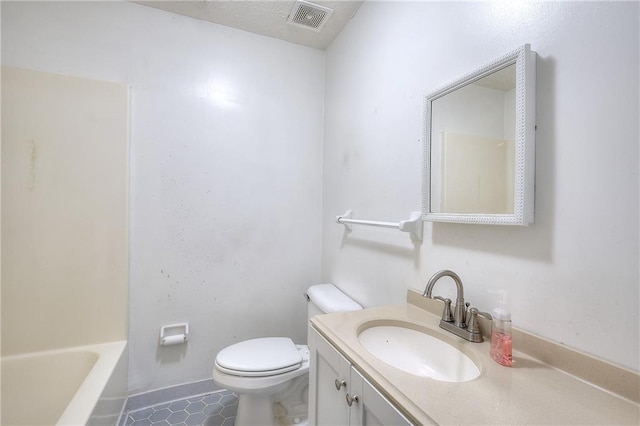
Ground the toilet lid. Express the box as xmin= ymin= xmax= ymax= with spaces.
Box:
xmin=215 ymin=337 xmax=302 ymax=377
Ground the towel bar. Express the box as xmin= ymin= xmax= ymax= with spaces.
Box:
xmin=336 ymin=210 xmax=423 ymax=242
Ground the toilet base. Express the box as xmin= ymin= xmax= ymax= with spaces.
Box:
xmin=275 ymin=402 xmax=309 ymax=426
xmin=231 ymin=375 xmax=309 ymax=426
xmin=236 ymin=393 xmax=277 ymax=426
xmin=274 ymin=374 xmax=309 ymax=425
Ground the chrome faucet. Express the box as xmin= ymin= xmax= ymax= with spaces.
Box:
xmin=422 ymin=270 xmax=491 ymax=343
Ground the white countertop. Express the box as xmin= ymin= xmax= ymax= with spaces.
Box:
xmin=310 ymin=293 xmax=639 ymax=425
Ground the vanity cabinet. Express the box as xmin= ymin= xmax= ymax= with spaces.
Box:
xmin=309 ymin=327 xmax=412 ymax=426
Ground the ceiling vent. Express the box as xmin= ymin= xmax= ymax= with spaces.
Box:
xmin=287 ymin=0 xmax=334 ymax=32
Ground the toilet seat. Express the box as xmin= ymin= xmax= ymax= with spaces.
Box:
xmin=215 ymin=337 xmax=303 ymax=377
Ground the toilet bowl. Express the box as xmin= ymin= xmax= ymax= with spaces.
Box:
xmin=213 ymin=337 xmax=309 ymax=425
xmin=212 ymin=284 xmax=362 ymax=426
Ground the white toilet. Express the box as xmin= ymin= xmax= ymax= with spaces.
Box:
xmin=212 ymin=284 xmax=362 ymax=426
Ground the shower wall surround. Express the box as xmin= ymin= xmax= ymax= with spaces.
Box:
xmin=2 ymin=1 xmax=324 ymax=392
xmin=1 ymin=66 xmax=128 ymax=354
xmin=322 ymin=1 xmax=639 ymax=372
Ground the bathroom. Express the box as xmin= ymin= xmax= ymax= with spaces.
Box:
xmin=1 ymin=0 xmax=638 ymax=424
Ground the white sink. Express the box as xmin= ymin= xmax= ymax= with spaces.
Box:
xmin=358 ymin=323 xmax=481 ymax=382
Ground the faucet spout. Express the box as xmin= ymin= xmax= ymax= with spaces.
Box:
xmin=423 ymin=270 xmax=466 ymax=327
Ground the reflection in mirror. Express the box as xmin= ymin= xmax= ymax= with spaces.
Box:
xmin=423 ymin=44 xmax=536 ymax=226
xmin=430 ymin=64 xmax=516 ymax=214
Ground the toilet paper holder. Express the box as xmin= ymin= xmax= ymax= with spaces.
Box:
xmin=159 ymin=323 xmax=189 ymax=346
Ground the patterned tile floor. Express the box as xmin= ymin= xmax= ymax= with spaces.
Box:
xmin=124 ymin=390 xmax=238 ymax=426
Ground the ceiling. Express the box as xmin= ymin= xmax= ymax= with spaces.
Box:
xmin=133 ymin=0 xmax=364 ymax=50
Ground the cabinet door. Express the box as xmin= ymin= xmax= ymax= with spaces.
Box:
xmin=309 ymin=327 xmax=351 ymax=426
xmin=348 ymin=367 xmax=413 ymax=426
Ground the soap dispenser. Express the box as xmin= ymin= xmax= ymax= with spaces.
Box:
xmin=490 ymin=291 xmax=513 ymax=367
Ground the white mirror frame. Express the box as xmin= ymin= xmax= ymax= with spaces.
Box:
xmin=422 ymin=44 xmax=536 ymax=225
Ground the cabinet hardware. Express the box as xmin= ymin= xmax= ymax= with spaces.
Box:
xmin=334 ymin=379 xmax=346 ymax=390
xmin=346 ymin=393 xmax=359 ymax=406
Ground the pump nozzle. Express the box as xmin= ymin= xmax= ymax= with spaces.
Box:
xmin=489 ymin=289 xmax=511 ymax=321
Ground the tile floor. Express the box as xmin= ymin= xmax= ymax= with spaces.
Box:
xmin=123 ymin=390 xmax=238 ymax=426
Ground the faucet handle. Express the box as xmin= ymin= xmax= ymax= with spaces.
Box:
xmin=463 ymin=302 xmax=471 ymax=324
xmin=433 ymin=296 xmax=454 ymax=322
xmin=476 ymin=308 xmax=492 ymax=322
xmin=467 ymin=308 xmax=493 ymax=341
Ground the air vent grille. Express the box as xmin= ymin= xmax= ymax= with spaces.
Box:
xmin=287 ymin=0 xmax=334 ymax=32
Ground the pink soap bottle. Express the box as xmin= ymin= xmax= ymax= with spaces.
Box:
xmin=490 ymin=291 xmax=513 ymax=367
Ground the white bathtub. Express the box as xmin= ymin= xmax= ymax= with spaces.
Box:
xmin=1 ymin=340 xmax=128 ymax=426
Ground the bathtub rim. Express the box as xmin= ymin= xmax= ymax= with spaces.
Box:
xmin=2 ymin=340 xmax=127 ymax=426
xmin=59 ymin=340 xmax=127 ymax=425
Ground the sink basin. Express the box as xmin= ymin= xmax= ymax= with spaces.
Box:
xmin=358 ymin=323 xmax=481 ymax=382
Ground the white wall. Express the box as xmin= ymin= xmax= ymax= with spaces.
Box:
xmin=2 ymin=1 xmax=324 ymax=391
xmin=322 ymin=1 xmax=639 ymax=371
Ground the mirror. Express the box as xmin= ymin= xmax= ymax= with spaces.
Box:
xmin=423 ymin=44 xmax=536 ymax=225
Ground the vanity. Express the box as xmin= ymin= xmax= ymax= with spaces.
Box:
xmin=308 ymin=290 xmax=640 ymax=425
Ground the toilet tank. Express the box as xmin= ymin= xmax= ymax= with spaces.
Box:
xmin=306 ymin=284 xmax=362 ymax=323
